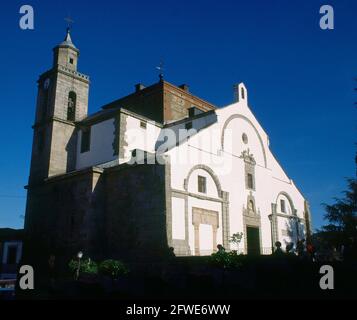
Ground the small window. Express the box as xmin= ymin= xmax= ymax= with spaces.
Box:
xmin=188 ymin=107 xmax=195 ymax=117
xmin=69 ymin=58 xmax=74 ymax=64
xmin=247 ymin=173 xmax=254 ymax=189
xmin=280 ymin=199 xmax=286 ymax=213
xmin=140 ymin=121 xmax=147 ymax=129
xmin=241 ymin=87 xmax=245 ymax=99
xmin=6 ymin=246 xmax=17 ymax=265
xmin=185 ymin=122 xmax=193 ymax=130
xmin=198 ymin=175 xmax=207 ymax=193
xmin=81 ymin=127 xmax=91 ymax=153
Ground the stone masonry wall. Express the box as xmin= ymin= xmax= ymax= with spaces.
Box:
xmin=24 ymin=168 xmax=105 ymax=271
xmin=25 ymin=162 xmax=171 ymax=272
xmin=104 ymin=163 xmax=169 ymax=261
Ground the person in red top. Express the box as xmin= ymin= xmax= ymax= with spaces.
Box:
xmin=306 ymin=242 xmax=316 ymax=262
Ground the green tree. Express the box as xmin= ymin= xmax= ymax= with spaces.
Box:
xmin=229 ymin=232 xmax=243 ymax=253
xmin=319 ymin=150 xmax=357 ymax=247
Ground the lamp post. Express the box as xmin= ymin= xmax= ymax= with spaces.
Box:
xmin=76 ymin=251 xmax=83 ymax=280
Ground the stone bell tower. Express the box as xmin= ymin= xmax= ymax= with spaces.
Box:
xmin=28 ymin=28 xmax=90 ymax=184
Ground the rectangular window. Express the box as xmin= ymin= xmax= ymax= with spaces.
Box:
xmin=280 ymin=199 xmax=286 ymax=213
xmin=81 ymin=127 xmax=91 ymax=153
xmin=247 ymin=173 xmax=254 ymax=189
xmin=198 ymin=175 xmax=207 ymax=193
xmin=6 ymin=246 xmax=17 ymax=265
xmin=188 ymin=107 xmax=195 ymax=117
xmin=185 ymin=122 xmax=192 ymax=130
xmin=140 ymin=121 xmax=147 ymax=129
xmin=69 ymin=58 xmax=74 ymax=64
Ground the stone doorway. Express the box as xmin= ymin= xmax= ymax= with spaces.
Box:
xmin=192 ymin=207 xmax=219 ymax=256
xmin=242 ymin=194 xmax=262 ymax=255
xmin=246 ymin=226 xmax=261 ymax=255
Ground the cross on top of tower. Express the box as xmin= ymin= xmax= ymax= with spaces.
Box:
xmin=60 ymin=16 xmax=76 ymax=49
xmin=64 ymin=16 xmax=74 ymax=31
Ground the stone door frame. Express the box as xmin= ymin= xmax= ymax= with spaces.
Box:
xmin=243 ymin=195 xmax=263 ymax=254
xmin=192 ymin=207 xmax=219 ymax=256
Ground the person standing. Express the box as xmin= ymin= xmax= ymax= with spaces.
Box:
xmin=274 ymin=241 xmax=284 ymax=255
xmin=306 ymin=242 xmax=316 ymax=262
xmin=296 ymin=239 xmax=306 ymax=258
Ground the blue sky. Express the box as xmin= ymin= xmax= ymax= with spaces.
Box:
xmin=0 ymin=0 xmax=356 ymax=230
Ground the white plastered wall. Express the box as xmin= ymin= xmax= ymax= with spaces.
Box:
xmin=167 ymin=83 xmax=308 ymax=255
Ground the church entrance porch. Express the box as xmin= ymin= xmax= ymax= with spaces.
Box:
xmin=246 ymin=226 xmax=261 ymax=255
xmin=192 ymin=208 xmax=219 ymax=256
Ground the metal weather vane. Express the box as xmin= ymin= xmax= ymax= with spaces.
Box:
xmin=156 ymin=60 xmax=164 ymax=81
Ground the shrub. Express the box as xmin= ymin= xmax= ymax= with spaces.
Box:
xmin=68 ymin=258 xmax=98 ymax=275
xmin=98 ymin=259 xmax=129 ymax=279
xmin=210 ymin=251 xmax=242 ymax=269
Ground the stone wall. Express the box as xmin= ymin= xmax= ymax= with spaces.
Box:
xmin=24 ymin=161 xmax=171 ymax=272
xmin=24 ymin=167 xmax=105 ymax=270
xmin=104 ymin=82 xmax=164 ymax=123
xmin=53 ymin=71 xmax=89 ymax=122
xmin=48 ymin=120 xmax=77 ymax=177
xmin=104 ymin=162 xmax=169 ymax=261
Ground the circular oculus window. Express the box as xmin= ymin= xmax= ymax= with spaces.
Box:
xmin=242 ymin=133 xmax=248 ymax=144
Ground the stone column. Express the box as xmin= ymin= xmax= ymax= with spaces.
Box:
xmin=221 ymin=191 xmax=230 ymax=250
xmin=194 ymin=224 xmax=200 ymax=256
xmin=184 ymin=194 xmax=190 ymax=254
xmin=212 ymin=226 xmax=218 ymax=251
xmin=270 ymin=203 xmax=278 ymax=252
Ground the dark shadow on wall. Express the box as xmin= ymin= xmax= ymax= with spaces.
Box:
xmin=65 ymin=128 xmax=78 ymax=173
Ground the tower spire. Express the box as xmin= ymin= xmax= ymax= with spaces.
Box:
xmin=53 ymin=18 xmax=79 ymax=70
xmin=61 ymin=16 xmax=76 ymax=48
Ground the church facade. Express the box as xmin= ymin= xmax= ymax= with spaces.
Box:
xmin=24 ymin=30 xmax=312 ymax=264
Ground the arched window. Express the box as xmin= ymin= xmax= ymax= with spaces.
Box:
xmin=276 ymin=193 xmax=294 ymax=215
xmin=67 ymin=91 xmax=77 ymax=121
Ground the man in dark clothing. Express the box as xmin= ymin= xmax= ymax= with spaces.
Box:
xmin=274 ymin=241 xmax=284 ymax=255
